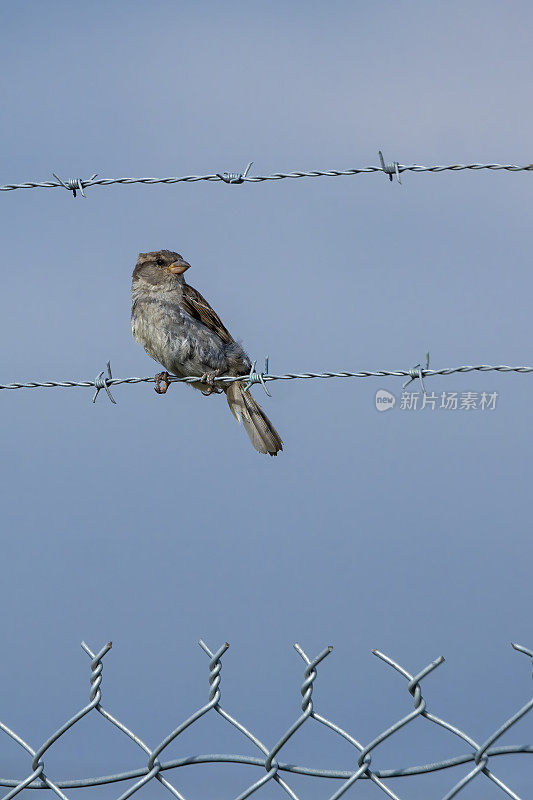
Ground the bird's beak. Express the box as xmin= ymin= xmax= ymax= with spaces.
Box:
xmin=168 ymin=258 xmax=191 ymax=275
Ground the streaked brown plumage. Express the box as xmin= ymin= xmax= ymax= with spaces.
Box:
xmin=131 ymin=249 xmax=283 ymax=456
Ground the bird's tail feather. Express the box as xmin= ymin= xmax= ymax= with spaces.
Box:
xmin=226 ymin=382 xmax=283 ymax=456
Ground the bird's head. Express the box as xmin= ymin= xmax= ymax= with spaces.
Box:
xmin=132 ymin=250 xmax=191 ymax=285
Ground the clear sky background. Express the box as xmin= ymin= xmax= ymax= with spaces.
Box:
xmin=0 ymin=2 xmax=532 ymax=799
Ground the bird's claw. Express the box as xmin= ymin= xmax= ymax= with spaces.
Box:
xmin=200 ymin=372 xmax=222 ymax=395
xmin=154 ymin=371 xmax=170 ymax=394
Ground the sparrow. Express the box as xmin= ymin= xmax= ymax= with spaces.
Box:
xmin=131 ymin=250 xmax=283 ymax=456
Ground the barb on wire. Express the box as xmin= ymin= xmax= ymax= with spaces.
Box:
xmin=3 ymin=159 xmax=533 ymax=194
xmin=1 ymin=641 xmax=533 ymax=799
xmin=403 ymin=351 xmax=431 ymax=394
xmin=216 ymin=161 xmax=254 ymax=184
xmin=92 ymin=361 xmax=116 ymax=404
xmin=379 ymin=150 xmax=401 ymax=184
xmin=246 ymin=357 xmax=271 ymax=397
xmin=0 ymin=360 xmax=530 ymax=402
xmin=52 ymin=173 xmax=98 ymax=198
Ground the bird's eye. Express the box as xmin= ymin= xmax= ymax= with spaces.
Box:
xmin=156 ymin=257 xmax=164 ymax=266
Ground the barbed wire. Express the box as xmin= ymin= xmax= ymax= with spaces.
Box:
xmin=1 ymin=640 xmax=533 ymax=800
xmin=2 ymin=153 xmax=533 ymax=197
xmin=0 ymin=357 xmax=531 ymax=404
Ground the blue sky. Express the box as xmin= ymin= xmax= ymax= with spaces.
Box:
xmin=1 ymin=2 xmax=532 ymax=799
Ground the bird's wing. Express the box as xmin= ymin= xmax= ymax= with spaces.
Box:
xmin=180 ymin=283 xmax=234 ymax=344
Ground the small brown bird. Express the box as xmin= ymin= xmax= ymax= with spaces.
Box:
xmin=131 ymin=250 xmax=283 ymax=455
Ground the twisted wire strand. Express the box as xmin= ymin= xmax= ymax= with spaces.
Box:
xmin=229 ymin=645 xmax=334 ymax=800
xmin=80 ymin=642 xmax=186 ymax=800
xmin=372 ymin=650 xmax=521 ymax=800
xmin=0 ymin=642 xmax=113 ymax=800
xmin=328 ymin=654 xmax=446 ymax=800
xmin=295 ymin=644 xmax=401 ymax=800
xmin=198 ymin=640 xmax=300 ymax=800
xmin=0 ymin=363 xmax=531 ymax=397
xmin=1 ymin=161 xmax=533 ymax=195
xmin=2 ymin=642 xmax=533 ymax=800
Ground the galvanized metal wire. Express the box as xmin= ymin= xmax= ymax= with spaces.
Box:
xmin=1 ymin=641 xmax=533 ymax=799
xmin=0 ymin=359 xmax=530 ymax=403
xmin=2 ymin=156 xmax=533 ymax=196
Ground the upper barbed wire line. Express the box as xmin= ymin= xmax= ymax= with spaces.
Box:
xmin=0 ymin=362 xmax=531 ymax=398
xmin=2 ymin=158 xmax=533 ymax=193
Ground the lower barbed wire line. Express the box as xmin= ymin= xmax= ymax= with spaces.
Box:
xmin=1 ymin=746 xmax=533 ymax=790
xmin=0 ymin=364 xmax=531 ymax=393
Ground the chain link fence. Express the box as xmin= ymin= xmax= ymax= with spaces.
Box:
xmin=1 ymin=641 xmax=533 ymax=800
